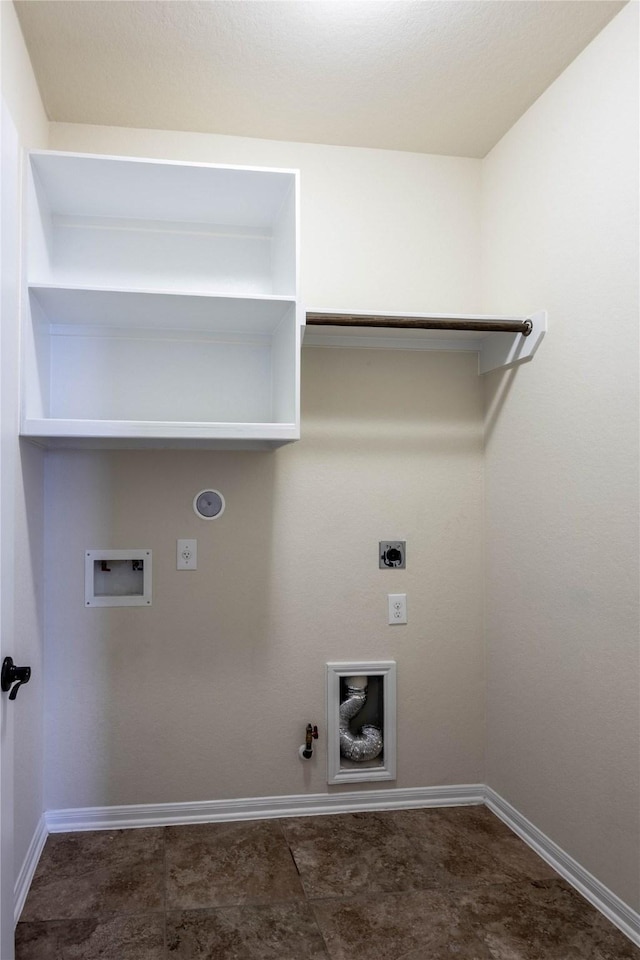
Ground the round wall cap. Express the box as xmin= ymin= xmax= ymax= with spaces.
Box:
xmin=193 ymin=489 xmax=225 ymax=520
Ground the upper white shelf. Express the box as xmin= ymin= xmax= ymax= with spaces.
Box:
xmin=27 ymin=150 xmax=298 ymax=298
xmin=22 ymin=150 xmax=301 ymax=449
xmin=29 ymin=151 xmax=296 ymax=228
xmin=303 ymin=309 xmax=547 ymax=374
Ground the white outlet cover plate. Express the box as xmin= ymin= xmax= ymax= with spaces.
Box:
xmin=177 ymin=538 xmax=197 ymax=570
xmin=388 ymin=593 xmax=407 ymax=624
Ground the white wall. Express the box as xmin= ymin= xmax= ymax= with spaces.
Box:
xmin=1 ymin=0 xmax=48 ymax=901
xmin=482 ymin=2 xmax=639 ymax=911
xmin=45 ymin=351 xmax=484 ymax=807
xmin=43 ymin=126 xmax=486 ymax=808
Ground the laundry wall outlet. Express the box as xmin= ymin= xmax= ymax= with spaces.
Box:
xmin=177 ymin=539 xmax=197 ymax=570
xmin=388 ymin=593 xmax=408 ymax=624
xmin=379 ymin=541 xmax=406 ymax=569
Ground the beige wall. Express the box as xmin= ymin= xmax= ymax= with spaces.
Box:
xmin=43 ymin=127 xmax=486 ymax=808
xmin=1 ymin=0 xmax=48 ymax=896
xmin=45 ymin=349 xmax=485 ymax=807
xmin=482 ymin=2 xmax=639 ymax=910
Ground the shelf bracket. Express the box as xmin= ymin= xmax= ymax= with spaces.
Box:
xmin=477 ymin=310 xmax=546 ymax=373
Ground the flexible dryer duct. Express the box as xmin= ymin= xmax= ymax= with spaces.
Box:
xmin=339 ymin=675 xmax=383 ymax=762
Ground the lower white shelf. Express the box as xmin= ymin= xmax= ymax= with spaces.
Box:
xmin=21 ymin=419 xmax=299 ymax=450
xmin=22 ymin=286 xmax=301 ymax=448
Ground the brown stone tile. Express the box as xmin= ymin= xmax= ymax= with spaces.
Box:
xmin=313 ymin=880 xmax=640 ymax=960
xmin=388 ymin=805 xmax=559 ymax=886
xmin=385 ymin=804 xmax=516 ymax=843
xmin=281 ymin=811 xmax=436 ymax=899
xmin=15 ymin=914 xmax=165 ymax=960
xmin=458 ymin=879 xmax=640 ymax=959
xmin=166 ymin=903 xmax=330 ymax=958
xmin=312 ymin=888 xmax=495 ymax=960
xmin=19 ymin=829 xmax=165 ymax=921
xmin=165 ymin=819 xmax=305 ymax=909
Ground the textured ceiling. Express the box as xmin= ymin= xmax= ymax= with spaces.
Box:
xmin=15 ymin=0 xmax=626 ymax=158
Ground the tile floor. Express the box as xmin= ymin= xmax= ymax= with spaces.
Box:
xmin=16 ymin=806 xmax=639 ymax=959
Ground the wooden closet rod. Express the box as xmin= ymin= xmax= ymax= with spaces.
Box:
xmin=306 ymin=313 xmax=533 ymax=336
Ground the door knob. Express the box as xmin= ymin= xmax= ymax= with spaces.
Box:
xmin=1 ymin=657 xmax=31 ymax=701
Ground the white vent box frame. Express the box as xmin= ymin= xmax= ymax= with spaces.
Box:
xmin=22 ymin=151 xmax=302 ymax=449
xmin=326 ymin=660 xmax=397 ymax=785
xmin=85 ymin=549 xmax=152 ymax=607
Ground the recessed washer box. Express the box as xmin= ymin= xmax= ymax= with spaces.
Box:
xmin=326 ymin=660 xmax=397 ymax=785
xmin=85 ymin=549 xmax=152 ymax=607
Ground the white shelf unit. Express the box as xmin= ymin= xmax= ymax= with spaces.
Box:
xmin=21 ymin=151 xmax=302 ymax=449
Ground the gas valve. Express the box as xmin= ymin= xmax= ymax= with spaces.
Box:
xmin=299 ymin=723 xmax=318 ymax=760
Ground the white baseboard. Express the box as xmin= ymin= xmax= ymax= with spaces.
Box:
xmin=14 ymin=814 xmax=47 ymax=926
xmin=40 ymin=784 xmax=639 ymax=949
xmin=45 ymin=783 xmax=484 ymax=832
xmin=485 ymin=787 xmax=640 ymax=949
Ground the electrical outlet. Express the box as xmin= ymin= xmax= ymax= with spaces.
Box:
xmin=177 ymin=539 xmax=197 ymax=570
xmin=388 ymin=593 xmax=407 ymax=624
